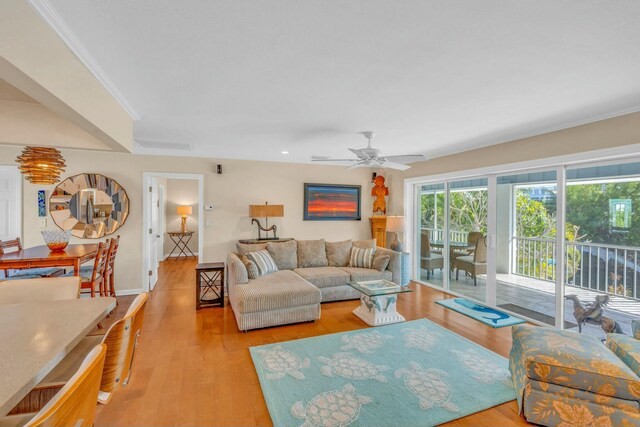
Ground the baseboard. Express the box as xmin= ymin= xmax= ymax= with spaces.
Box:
xmin=163 ymin=252 xmax=199 ymax=259
xmin=116 ymin=288 xmax=145 ymax=296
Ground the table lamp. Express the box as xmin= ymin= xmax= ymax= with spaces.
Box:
xmin=386 ymin=215 xmax=406 ymax=252
xmin=249 ymin=202 xmax=284 ymax=240
xmin=177 ymin=205 xmax=192 ymax=232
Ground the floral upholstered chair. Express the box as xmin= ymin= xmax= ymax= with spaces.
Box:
xmin=509 ymin=323 xmax=640 ymax=426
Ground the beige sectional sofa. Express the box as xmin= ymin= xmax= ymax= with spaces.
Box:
xmin=226 ymin=238 xmax=402 ymax=331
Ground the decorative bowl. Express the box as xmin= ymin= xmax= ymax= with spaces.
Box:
xmin=41 ymin=230 xmax=72 ymax=251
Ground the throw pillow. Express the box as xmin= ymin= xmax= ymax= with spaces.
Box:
xmin=349 ymin=247 xmax=376 ymax=269
xmin=326 ymin=240 xmax=353 ymax=267
xmin=236 ymin=242 xmax=268 ymax=255
xmin=353 ymin=239 xmax=377 ymax=249
xmin=297 ymin=239 xmax=329 ymax=268
xmin=372 ymin=254 xmax=391 ymax=272
xmin=240 ymin=255 xmax=260 ymax=279
xmin=266 ymin=240 xmax=297 ymax=270
xmin=247 ymin=250 xmax=278 ymax=276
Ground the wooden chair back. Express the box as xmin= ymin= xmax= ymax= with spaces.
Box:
xmin=25 ymin=344 xmax=106 ymax=427
xmin=0 ymin=277 xmax=80 ymax=304
xmin=105 ymin=235 xmax=120 ymax=297
xmin=90 ymin=241 xmax=109 ymax=297
xmin=473 ymin=236 xmax=488 ymax=263
xmin=0 ymin=238 xmax=23 ymax=278
xmin=99 ymin=292 xmax=149 ymax=402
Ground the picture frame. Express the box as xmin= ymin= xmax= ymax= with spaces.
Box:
xmin=303 ymin=183 xmax=361 ymax=221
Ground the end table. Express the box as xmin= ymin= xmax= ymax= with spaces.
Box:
xmin=195 ymin=262 xmax=225 ymax=309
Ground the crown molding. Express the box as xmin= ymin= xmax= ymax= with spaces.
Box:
xmin=27 ymin=0 xmax=140 ymax=121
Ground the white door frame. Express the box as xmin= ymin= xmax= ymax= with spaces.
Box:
xmin=0 ymin=165 xmax=22 ymax=241
xmin=142 ymin=172 xmax=204 ymax=292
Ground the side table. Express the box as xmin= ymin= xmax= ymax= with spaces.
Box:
xmin=167 ymin=231 xmax=196 ymax=260
xmin=195 ymin=262 xmax=225 ymax=309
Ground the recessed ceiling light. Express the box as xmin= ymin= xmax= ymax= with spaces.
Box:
xmin=281 ymin=151 xmax=289 ymax=154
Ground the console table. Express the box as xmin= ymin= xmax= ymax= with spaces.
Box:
xmin=167 ymin=231 xmax=196 ymax=260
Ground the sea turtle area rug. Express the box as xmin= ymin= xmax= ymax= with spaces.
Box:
xmin=436 ymin=297 xmax=526 ymax=328
xmin=249 ymin=319 xmax=515 ymax=427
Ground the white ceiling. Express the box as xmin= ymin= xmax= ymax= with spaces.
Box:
xmin=43 ymin=0 xmax=640 ymax=163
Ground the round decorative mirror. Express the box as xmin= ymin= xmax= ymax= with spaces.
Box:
xmin=49 ymin=173 xmax=129 ymax=239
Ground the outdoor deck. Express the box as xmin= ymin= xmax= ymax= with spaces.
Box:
xmin=419 ymin=270 xmax=639 ymax=338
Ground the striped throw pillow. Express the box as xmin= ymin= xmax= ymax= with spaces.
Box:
xmin=349 ymin=247 xmax=375 ymax=269
xmin=247 ymin=250 xmax=278 ymax=276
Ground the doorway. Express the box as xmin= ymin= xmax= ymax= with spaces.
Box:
xmin=142 ymin=172 xmax=204 ymax=292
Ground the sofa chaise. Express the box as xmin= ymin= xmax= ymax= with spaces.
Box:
xmin=226 ymin=238 xmax=403 ymax=331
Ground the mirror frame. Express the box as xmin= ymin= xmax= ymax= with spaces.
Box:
xmin=49 ymin=173 xmax=130 ymax=239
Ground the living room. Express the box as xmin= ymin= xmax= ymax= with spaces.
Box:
xmin=1 ymin=1 xmax=640 ymax=426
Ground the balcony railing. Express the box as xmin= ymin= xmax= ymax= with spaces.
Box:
xmin=513 ymin=236 xmax=640 ymax=300
xmin=422 ymin=228 xmax=468 ymax=243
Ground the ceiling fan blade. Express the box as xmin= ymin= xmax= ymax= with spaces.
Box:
xmin=349 ymin=148 xmax=370 ymax=160
xmin=380 ymin=161 xmax=411 ymax=171
xmin=346 ymin=162 xmax=367 ymax=170
xmin=311 ymin=158 xmax=358 ymax=162
xmin=383 ymin=154 xmax=426 ymax=164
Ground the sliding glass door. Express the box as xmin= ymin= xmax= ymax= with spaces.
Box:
xmin=412 ymin=158 xmax=640 ymax=338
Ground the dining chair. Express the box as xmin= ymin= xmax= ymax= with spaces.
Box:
xmin=0 ymin=277 xmax=80 ymax=304
xmin=21 ymin=293 xmax=149 ymax=411
xmin=63 ymin=241 xmax=109 ymax=297
xmin=0 ymin=238 xmax=64 ymax=279
xmin=105 ymin=235 xmax=120 ymax=298
xmin=420 ymin=231 xmax=444 ymax=280
xmin=453 ymin=231 xmax=483 ymax=258
xmin=455 ymin=236 xmax=488 ymax=286
xmin=0 ymin=344 xmax=106 ymax=427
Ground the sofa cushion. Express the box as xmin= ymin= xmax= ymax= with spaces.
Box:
xmin=236 ymin=242 xmax=267 ymax=255
xmin=233 ymin=270 xmax=321 ymax=314
xmin=512 ymin=324 xmax=640 ymax=401
xmin=349 ymin=247 xmax=375 ymax=268
xmin=339 ymin=267 xmax=392 ymax=283
xmin=240 ymin=255 xmax=260 ymax=279
xmin=372 ymin=254 xmax=390 ymax=272
xmin=297 ymin=239 xmax=329 ymax=268
xmin=293 ymin=267 xmax=350 ymax=289
xmin=607 ymin=333 xmax=640 ymax=378
xmin=353 ymin=239 xmax=376 ymax=249
xmin=247 ymin=250 xmax=278 ymax=276
xmin=266 ymin=240 xmax=297 ymax=270
xmin=326 ymin=240 xmax=353 ymax=267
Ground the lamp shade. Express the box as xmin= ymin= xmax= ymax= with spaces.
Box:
xmin=177 ymin=205 xmax=192 ymax=216
xmin=249 ymin=204 xmax=284 ymax=218
xmin=386 ymin=215 xmax=405 ymax=233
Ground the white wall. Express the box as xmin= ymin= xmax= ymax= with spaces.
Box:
xmin=0 ymin=145 xmax=382 ymax=293
xmin=163 ymin=179 xmax=199 ymax=256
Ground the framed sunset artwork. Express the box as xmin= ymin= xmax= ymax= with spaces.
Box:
xmin=303 ymin=183 xmax=361 ymax=221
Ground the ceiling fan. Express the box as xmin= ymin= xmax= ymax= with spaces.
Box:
xmin=311 ymin=131 xmax=426 ymax=171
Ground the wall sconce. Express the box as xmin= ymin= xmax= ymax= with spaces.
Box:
xmin=249 ymin=202 xmax=284 ymax=240
xmin=177 ymin=205 xmax=192 ymax=232
xmin=371 ymin=172 xmax=377 ymax=183
xmin=217 ymin=164 xmax=222 ymax=174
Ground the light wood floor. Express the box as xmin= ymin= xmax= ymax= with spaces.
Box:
xmin=95 ymin=259 xmax=530 ymax=426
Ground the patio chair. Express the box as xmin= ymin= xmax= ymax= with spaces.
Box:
xmin=455 ymin=236 xmax=487 ymax=286
xmin=0 ymin=238 xmax=64 ymax=279
xmin=452 ymin=231 xmax=483 ymax=258
xmin=420 ymin=231 xmax=443 ymax=280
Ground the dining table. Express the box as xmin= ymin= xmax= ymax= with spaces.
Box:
xmin=0 ymin=244 xmax=98 ymax=277
xmin=0 ymin=297 xmax=116 ymax=416
xmin=430 ymin=240 xmax=475 ymax=250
